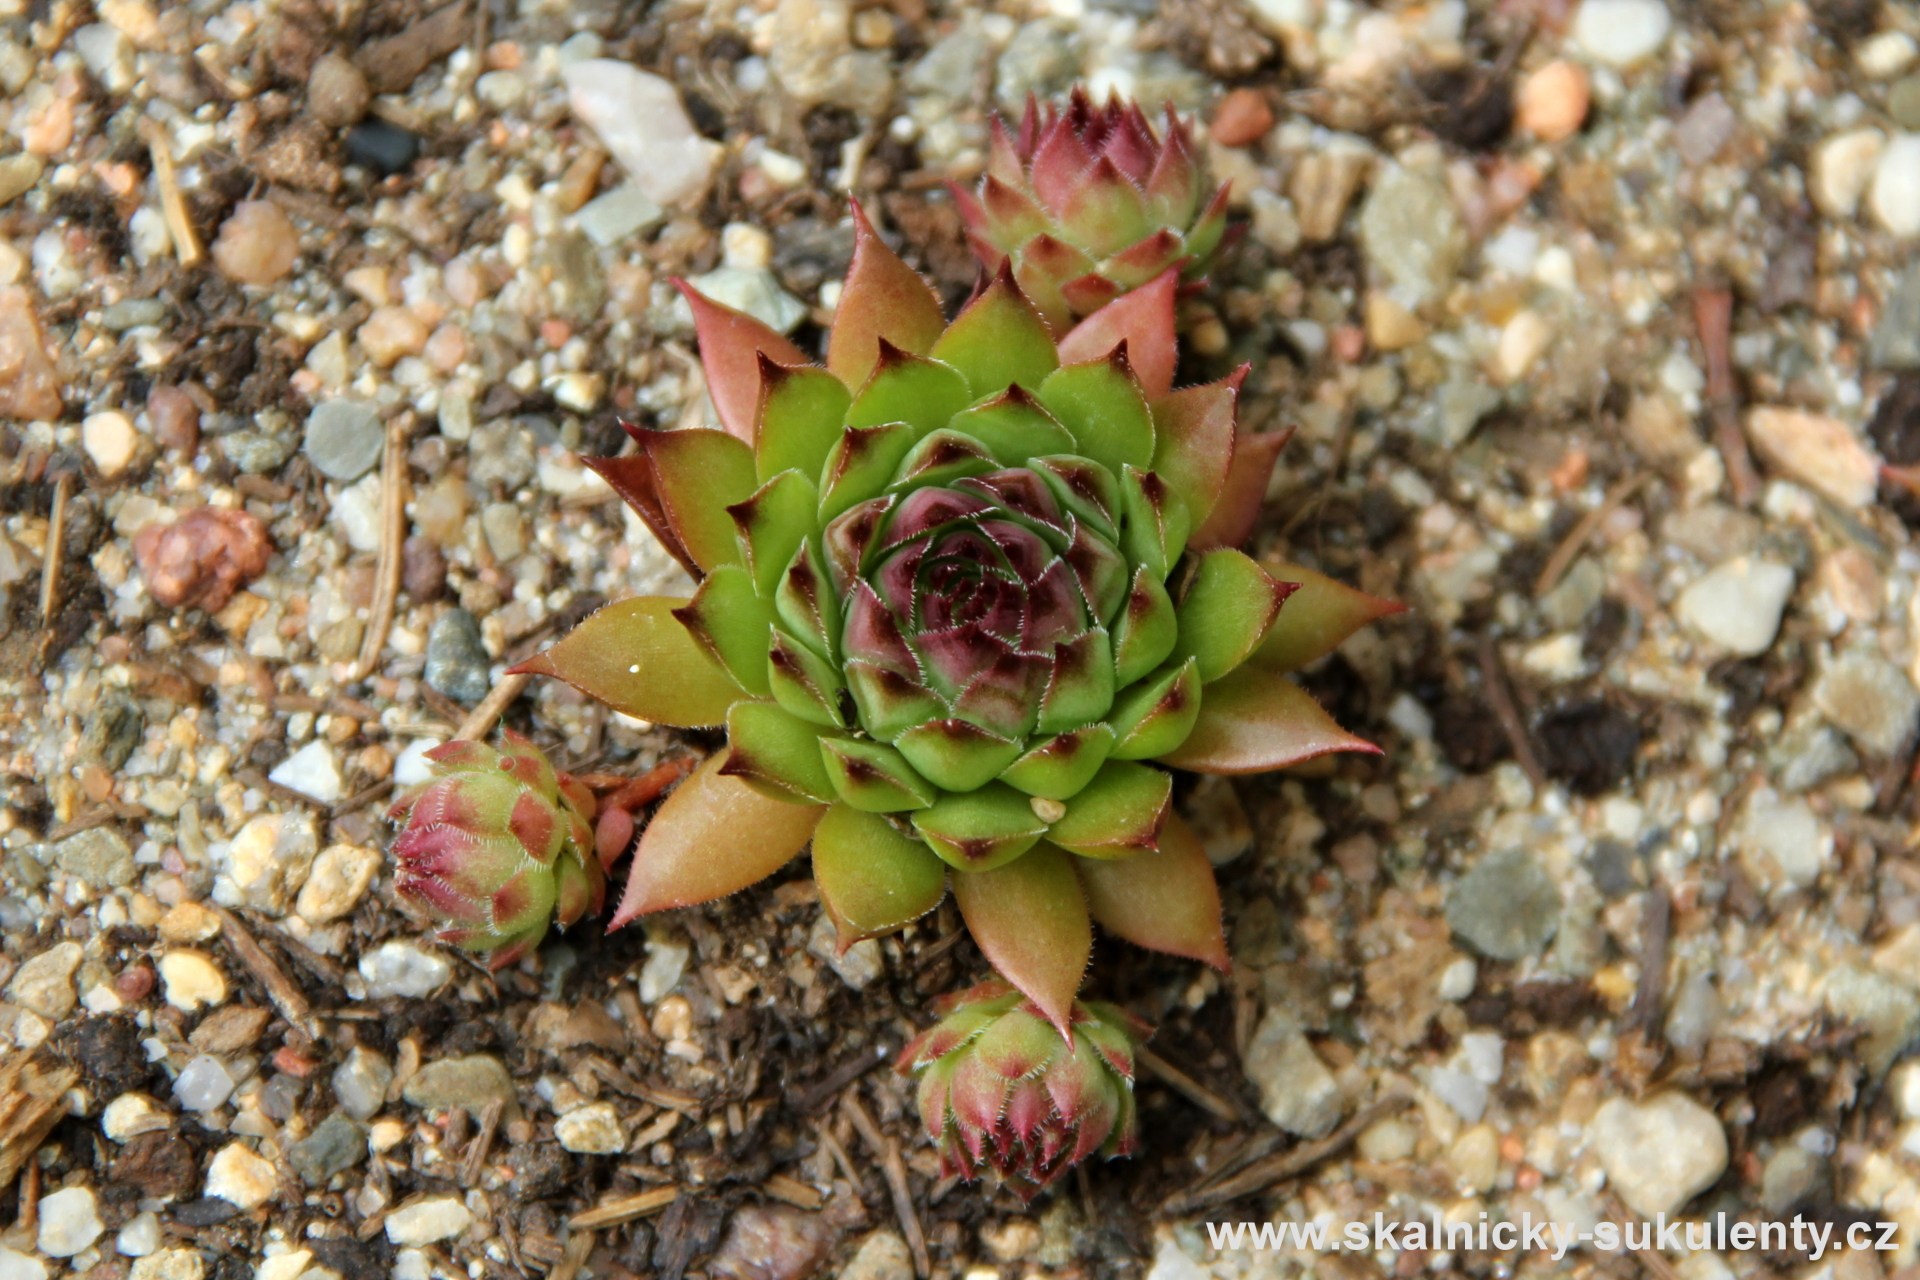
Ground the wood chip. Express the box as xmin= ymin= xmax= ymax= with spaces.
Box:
xmin=761 ymin=1173 xmax=825 ymax=1211
xmin=548 ymin=1227 xmax=594 ymax=1280
xmin=0 ymin=1049 xmax=76 ymax=1194
xmin=353 ymin=415 xmax=411 ymax=681
xmin=1137 ymin=1046 xmax=1242 ymax=1123
xmin=138 ymin=117 xmax=202 ymax=266
xmin=567 ymin=1186 xmax=679 ymax=1230
xmin=212 ymin=904 xmax=320 ymax=1044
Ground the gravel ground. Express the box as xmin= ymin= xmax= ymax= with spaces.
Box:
xmin=4 ymin=0 xmax=1920 ymax=1277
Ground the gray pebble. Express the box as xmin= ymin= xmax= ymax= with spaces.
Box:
xmin=304 ymin=400 xmax=385 ymax=482
xmin=222 ymin=429 xmax=297 ymax=475
xmin=402 ymin=1054 xmax=518 ymax=1120
xmin=50 ymin=827 xmax=134 ymax=888
xmin=1445 ymin=848 xmax=1561 ymax=961
xmin=290 ymin=1112 xmax=368 ymax=1186
xmin=424 ymin=609 xmax=491 ymax=705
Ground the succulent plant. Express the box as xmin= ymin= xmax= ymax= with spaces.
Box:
xmin=952 ymin=89 xmax=1232 ymax=333
xmin=388 ymin=734 xmax=604 ymax=968
xmin=513 ymin=203 xmax=1395 ymax=1026
xmin=897 ymin=979 xmax=1147 ymax=1199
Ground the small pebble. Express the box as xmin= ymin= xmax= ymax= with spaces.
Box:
xmin=1814 ymin=650 xmax=1920 ymax=758
xmin=1209 ymin=88 xmax=1273 ymax=147
xmin=331 ymin=1046 xmax=393 ymax=1120
xmin=308 ymin=52 xmax=370 ymax=127
xmin=211 ymin=201 xmax=299 ymax=286
xmin=147 ymin=384 xmax=200 ymax=454
xmin=115 ymin=1213 xmax=162 ymax=1259
xmin=1592 ymin=1092 xmax=1727 ymax=1217
xmin=289 ymin=1113 xmax=368 ymax=1185
xmin=0 ymin=153 xmax=42 ymax=206
xmin=7 ymin=941 xmax=81 ymax=1019
xmin=134 ymin=507 xmax=272 ymax=612
xmin=1744 ymin=406 xmax=1880 ymax=509
xmin=1811 ymin=129 xmax=1886 ymax=220
xmin=358 ymin=307 xmax=429 ymax=367
xmin=1243 ymin=1010 xmax=1343 ymax=1138
xmin=562 ymin=60 xmax=716 ymax=207
xmin=1674 ymin=556 xmax=1794 ymax=656
xmin=424 ymin=609 xmax=492 ymax=704
xmin=173 ymin=1054 xmax=237 ymax=1112
xmin=384 ymin=1196 xmax=472 ymax=1247
xmin=709 ymin=1205 xmax=833 ymax=1280
xmin=36 ymin=1186 xmax=104 ymax=1258
xmin=159 ymin=950 xmax=228 ymax=1012
xmin=269 ymin=740 xmax=343 ymax=805
xmin=1445 ymin=848 xmax=1561 ymax=960
xmin=205 ymin=1142 xmax=278 ymax=1210
xmin=296 ymin=844 xmax=380 ymax=923
xmin=554 ymin=1102 xmax=624 ymax=1154
xmin=130 ymin=1248 xmax=203 ymax=1280
xmin=1515 ymin=60 xmax=1589 ymax=142
xmin=344 ymin=119 xmax=421 ymax=177
xmin=304 ymin=400 xmax=384 ymax=481
xmin=357 ymin=940 xmax=451 ymax=999
xmin=1868 ymin=134 xmax=1920 ymax=239
xmin=1572 ymin=0 xmax=1671 ymax=68
xmin=102 ymin=1093 xmax=172 ymax=1141
xmin=0 ymin=1248 xmax=47 ymax=1280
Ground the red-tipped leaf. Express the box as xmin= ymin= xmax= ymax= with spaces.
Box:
xmin=510 ymin=597 xmax=743 ymax=727
xmin=674 ymin=278 xmax=808 ymax=444
xmin=1057 ymin=269 xmax=1179 ymax=399
xmin=1157 ymin=668 xmax=1381 ymax=775
xmin=827 ymin=202 xmax=946 ymax=390
xmin=1252 ymin=561 xmax=1407 ymax=674
xmin=1075 ymin=811 xmax=1227 ymax=969
xmin=949 ymin=843 xmax=1091 ymax=1034
xmin=611 ymin=750 xmax=824 ymax=924
xmin=1189 ymin=427 xmax=1288 ymax=551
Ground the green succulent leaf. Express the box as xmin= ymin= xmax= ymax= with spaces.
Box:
xmin=845 ymin=661 xmax=947 ymax=743
xmin=820 ymin=423 xmax=918 ymax=522
xmin=1157 ymin=667 xmax=1382 ymax=774
xmin=672 ymin=565 xmax=775 ymax=697
xmin=820 ymin=737 xmax=937 ymax=812
xmin=1119 ymin=466 xmax=1189 ymax=581
xmin=1110 ymin=567 xmax=1178 ymax=687
xmin=912 ymin=783 xmax=1051 ymax=872
xmin=767 ymin=629 xmax=848 ymax=728
xmin=892 ymin=429 xmax=998 ymax=490
xmin=1249 ymin=561 xmax=1406 ymax=675
xmin=1107 ymin=657 xmax=1202 ymax=760
xmin=1035 ymin=629 xmax=1116 ymax=735
xmin=845 ymin=345 xmax=973 ymax=438
xmin=927 ymin=267 xmax=1060 ymax=400
xmin=1031 ymin=455 xmax=1120 ymax=541
xmin=646 ymin=427 xmax=759 ymax=572
xmin=894 ymin=718 xmax=1026 ymax=792
xmin=1045 ymin=760 xmax=1170 ymax=858
xmin=611 ymin=751 xmax=824 ymax=924
xmin=827 ymin=201 xmax=948 ymax=390
xmin=1148 ymin=371 xmax=1241 ymax=531
xmin=812 ymin=804 xmax=948 ymax=946
xmin=1060 ymin=155 xmax=1152 ymax=258
xmin=1035 ymin=354 xmax=1155 ymax=478
xmin=721 ymin=700 xmax=835 ymax=803
xmin=1174 ymin=549 xmax=1293 ymax=682
xmin=513 ymin=597 xmax=741 ymax=727
xmin=754 ymin=360 xmax=853 ymax=485
xmin=947 ymin=388 xmax=1077 ymax=464
xmin=774 ymin=539 xmax=840 ymax=661
xmin=998 ymin=725 xmax=1115 ymax=801
xmin=1076 ymin=811 xmax=1227 ymax=969
xmin=730 ymin=469 xmax=818 ymax=596
xmin=948 ymin=842 xmax=1091 ymax=1034
xmin=1057 ymin=269 xmax=1178 ymax=399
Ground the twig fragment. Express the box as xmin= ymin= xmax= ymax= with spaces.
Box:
xmin=1693 ymin=284 xmax=1759 ymax=506
xmin=459 ymin=1097 xmax=504 ymax=1187
xmin=1162 ymin=1090 xmax=1414 ymax=1214
xmin=211 ymin=905 xmax=321 ymax=1044
xmin=762 ymin=1173 xmax=825 ymax=1211
xmin=138 ymin=117 xmax=203 ymax=267
xmin=353 ymin=416 xmax=411 ymax=680
xmin=548 ymin=1227 xmax=594 ymax=1280
xmin=453 ymin=672 xmax=531 ymax=742
xmin=38 ymin=473 xmax=70 ymax=625
xmin=1476 ymin=635 xmax=1547 ymax=789
xmin=567 ymin=1186 xmax=678 ymax=1230
xmin=843 ymin=1093 xmax=928 ymax=1278
xmin=1137 ymin=1045 xmax=1240 ymax=1123
xmin=1533 ymin=472 xmax=1652 ymax=598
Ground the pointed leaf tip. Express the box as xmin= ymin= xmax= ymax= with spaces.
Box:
xmin=674 ymin=277 xmax=808 ymax=444
xmin=827 ymin=201 xmax=947 ymax=391
xmin=1076 ymin=812 xmax=1228 ymax=969
xmin=610 ymin=750 xmax=824 ymax=926
xmin=1058 ymin=268 xmax=1179 ymax=400
xmin=949 ymin=844 xmax=1091 ymax=1035
xmin=1158 ymin=668 xmax=1381 ymax=775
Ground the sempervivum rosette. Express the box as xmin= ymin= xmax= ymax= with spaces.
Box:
xmin=897 ymin=979 xmax=1147 ymax=1200
xmin=513 ymin=205 xmax=1396 ymax=1027
xmin=388 ymin=734 xmax=604 ymax=968
xmin=953 ymin=89 xmax=1232 ymax=333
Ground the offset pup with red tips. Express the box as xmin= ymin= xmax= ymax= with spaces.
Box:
xmin=388 ymin=733 xmax=604 ymax=969
xmin=953 ymin=89 xmax=1234 ymax=333
xmin=896 ymin=979 xmax=1148 ymax=1201
xmin=506 ymin=201 xmax=1392 ymax=1032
